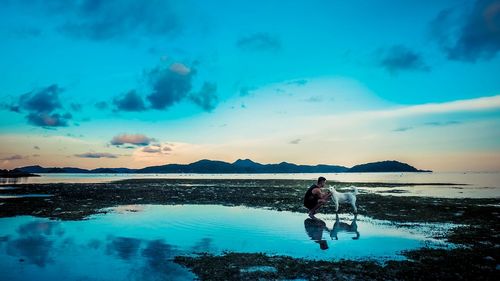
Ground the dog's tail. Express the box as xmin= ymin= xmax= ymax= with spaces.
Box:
xmin=350 ymin=185 xmax=359 ymax=195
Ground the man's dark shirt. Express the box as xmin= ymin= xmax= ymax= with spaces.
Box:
xmin=303 ymin=184 xmax=320 ymax=209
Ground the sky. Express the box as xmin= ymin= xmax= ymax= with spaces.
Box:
xmin=0 ymin=0 xmax=499 ymax=172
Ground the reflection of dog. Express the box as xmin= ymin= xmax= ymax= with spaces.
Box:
xmin=330 ymin=214 xmax=359 ymax=240
xmin=328 ymin=185 xmax=358 ymax=213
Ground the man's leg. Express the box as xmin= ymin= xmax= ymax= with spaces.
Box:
xmin=308 ymin=199 xmax=327 ymax=219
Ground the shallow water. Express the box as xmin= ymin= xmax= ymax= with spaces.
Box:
xmin=0 ymin=205 xmax=453 ymax=281
xmin=2 ymin=172 xmax=499 ymax=198
xmin=0 ymin=194 xmax=53 ymax=199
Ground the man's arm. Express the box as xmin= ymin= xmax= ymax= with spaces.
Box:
xmin=312 ymin=188 xmax=331 ymax=199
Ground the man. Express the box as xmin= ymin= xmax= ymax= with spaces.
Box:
xmin=303 ymin=176 xmax=331 ymax=219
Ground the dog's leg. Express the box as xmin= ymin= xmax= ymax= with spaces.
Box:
xmin=351 ymin=197 xmax=357 ymax=213
xmin=335 ymin=199 xmax=339 ymax=213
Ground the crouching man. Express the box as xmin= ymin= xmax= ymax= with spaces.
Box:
xmin=303 ymin=176 xmax=331 ymax=219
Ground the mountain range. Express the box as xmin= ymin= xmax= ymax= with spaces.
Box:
xmin=12 ymin=159 xmax=431 ymax=174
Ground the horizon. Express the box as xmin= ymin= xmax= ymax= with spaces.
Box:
xmin=1 ymin=1 xmax=500 ymax=173
xmin=9 ymin=158 xmax=425 ymax=171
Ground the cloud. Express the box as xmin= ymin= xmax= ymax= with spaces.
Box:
xmin=236 ymin=32 xmax=282 ymax=51
xmin=111 ymin=133 xmax=155 ymax=146
xmin=11 ymin=84 xmax=72 ymax=128
xmin=289 ymin=138 xmax=301 ymax=144
xmin=113 ymin=90 xmax=147 ymax=112
xmin=287 ymin=79 xmax=308 ymax=86
xmin=376 ymin=95 xmax=500 ymax=117
xmin=424 ymin=120 xmax=462 ymax=126
xmin=305 ymin=96 xmax=323 ymax=103
xmin=0 ymin=154 xmax=25 ymax=161
xmin=142 ymin=146 xmax=161 ymax=153
xmin=94 ymin=101 xmax=108 ymax=110
xmin=430 ymin=0 xmax=500 ymax=62
xmin=70 ymin=103 xmax=82 ymax=111
xmin=34 ymin=146 xmax=40 ymax=150
xmin=42 ymin=0 xmax=180 ymax=42
xmin=393 ymin=121 xmax=462 ymax=133
xmin=239 ymin=86 xmax=257 ymax=96
xmin=27 ymin=112 xmax=71 ymax=127
xmin=393 ymin=127 xmax=414 ymax=132
xmin=169 ymin=62 xmax=191 ymax=75
xmin=18 ymin=84 xmax=63 ymax=113
xmin=162 ymin=146 xmax=173 ymax=152
xmin=146 ymin=64 xmax=194 ymax=110
xmin=377 ymin=45 xmax=430 ymax=74
xmin=189 ymin=82 xmax=218 ymax=112
xmin=74 ymin=152 xmax=119 ymax=158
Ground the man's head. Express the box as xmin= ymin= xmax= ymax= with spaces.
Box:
xmin=317 ymin=176 xmax=326 ymax=187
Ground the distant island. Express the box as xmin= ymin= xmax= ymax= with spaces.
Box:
xmin=11 ymin=159 xmax=431 ymax=175
xmin=0 ymin=169 xmax=40 ymax=178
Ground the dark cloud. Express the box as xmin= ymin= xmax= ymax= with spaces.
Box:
xmin=424 ymin=120 xmax=462 ymax=126
xmin=70 ymin=103 xmax=82 ymax=112
xmin=287 ymin=79 xmax=308 ymax=86
xmin=305 ymin=96 xmax=323 ymax=103
xmin=393 ymin=121 xmax=462 ymax=132
xmin=147 ymin=64 xmax=194 ymax=110
xmin=27 ymin=112 xmax=71 ymax=127
xmin=24 ymin=0 xmax=181 ymax=42
xmin=94 ymin=101 xmax=108 ymax=110
xmin=113 ymin=90 xmax=147 ymax=112
xmin=74 ymin=152 xmax=119 ymax=158
xmin=142 ymin=146 xmax=161 ymax=153
xmin=34 ymin=146 xmax=40 ymax=150
xmin=106 ymin=236 xmax=142 ymax=260
xmin=11 ymin=84 xmax=72 ymax=128
xmin=111 ymin=133 xmax=156 ymax=146
xmin=189 ymin=82 xmax=218 ymax=112
xmin=0 ymin=154 xmax=25 ymax=161
xmin=18 ymin=84 xmax=63 ymax=113
xmin=430 ymin=0 xmax=500 ymax=62
xmin=236 ymin=32 xmax=282 ymax=51
xmin=289 ymin=139 xmax=301 ymax=144
xmin=162 ymin=146 xmax=172 ymax=152
xmin=378 ymin=45 xmax=430 ymax=74
xmin=393 ymin=127 xmax=414 ymax=132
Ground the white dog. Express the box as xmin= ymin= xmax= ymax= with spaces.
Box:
xmin=328 ymin=185 xmax=358 ymax=213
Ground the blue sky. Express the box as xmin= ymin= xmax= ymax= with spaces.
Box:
xmin=0 ymin=0 xmax=499 ymax=171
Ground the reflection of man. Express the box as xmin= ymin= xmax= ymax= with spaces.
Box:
xmin=303 ymin=177 xmax=331 ymax=219
xmin=303 ymin=218 xmax=330 ymax=250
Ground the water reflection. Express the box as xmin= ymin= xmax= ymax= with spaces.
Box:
xmin=0 ymin=177 xmax=27 ymax=184
xmin=303 ymin=218 xmax=330 ymax=250
xmin=0 ymin=205 xmax=453 ymax=280
xmin=5 ymin=221 xmax=62 ymax=267
xmin=304 ymin=214 xmax=360 ymax=250
xmin=331 ymin=214 xmax=359 ymax=240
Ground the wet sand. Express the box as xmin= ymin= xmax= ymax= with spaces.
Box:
xmin=0 ymin=178 xmax=499 ymax=280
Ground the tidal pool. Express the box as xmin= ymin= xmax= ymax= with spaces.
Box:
xmin=0 ymin=205 xmax=453 ymax=281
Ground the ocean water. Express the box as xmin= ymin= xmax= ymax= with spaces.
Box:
xmin=0 ymin=205 xmax=453 ymax=281
xmin=2 ymin=172 xmax=499 ymax=198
